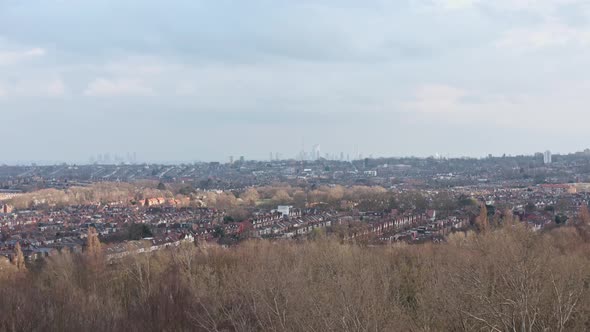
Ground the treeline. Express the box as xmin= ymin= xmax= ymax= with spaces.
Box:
xmin=8 ymin=182 xmax=175 ymax=209
xmin=204 ymin=185 xmax=450 ymax=222
xmin=8 ymin=182 xmax=459 ymax=222
xmin=203 ymin=185 xmax=391 ymax=210
xmin=231 ymin=185 xmax=454 ymax=212
xmin=1 ymin=223 xmax=590 ymax=331
xmin=8 ymin=183 xmax=393 ymax=211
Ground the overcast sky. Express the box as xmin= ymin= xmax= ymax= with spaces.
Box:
xmin=1 ymin=0 xmax=590 ymax=163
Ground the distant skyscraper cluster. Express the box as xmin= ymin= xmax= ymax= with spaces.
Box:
xmin=297 ymin=144 xmax=324 ymax=161
xmin=91 ymin=152 xmax=137 ymax=165
xmin=295 ymin=142 xmax=362 ymax=162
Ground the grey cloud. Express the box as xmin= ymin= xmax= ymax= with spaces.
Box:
xmin=0 ymin=0 xmax=492 ymax=64
xmin=1 ymin=0 xmax=590 ymax=162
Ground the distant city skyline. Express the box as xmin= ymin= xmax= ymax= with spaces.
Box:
xmin=1 ymin=147 xmax=587 ymax=166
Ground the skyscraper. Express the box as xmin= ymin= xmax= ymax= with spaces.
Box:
xmin=543 ymin=151 xmax=552 ymax=164
xmin=312 ymin=144 xmax=321 ymax=160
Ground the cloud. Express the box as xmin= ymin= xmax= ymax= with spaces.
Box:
xmin=46 ymin=79 xmax=67 ymax=97
xmin=497 ymin=23 xmax=590 ymax=51
xmin=402 ymin=81 xmax=590 ymax=133
xmin=0 ymin=78 xmax=68 ymax=98
xmin=0 ymin=1 xmax=487 ymax=65
xmin=83 ymin=78 xmax=154 ymax=97
xmin=1 ymin=0 xmax=590 ymax=160
xmin=0 ymin=47 xmax=45 ymax=65
xmin=404 ymin=84 xmax=469 ymax=113
xmin=476 ymin=0 xmax=583 ymax=16
xmin=430 ymin=0 xmax=479 ymax=10
xmin=404 ymin=84 xmax=521 ymax=124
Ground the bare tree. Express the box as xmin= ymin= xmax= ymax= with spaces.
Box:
xmin=13 ymin=242 xmax=26 ymax=272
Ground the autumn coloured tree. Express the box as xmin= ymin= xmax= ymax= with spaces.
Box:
xmin=86 ymin=227 xmax=102 ymax=259
xmin=239 ymin=188 xmax=260 ymax=206
xmin=13 ymin=242 xmax=26 ymax=272
xmin=576 ymin=204 xmax=590 ymax=240
xmin=476 ymin=203 xmax=489 ymax=232
xmin=578 ymin=204 xmax=590 ymax=225
xmin=271 ymin=189 xmax=292 ymax=204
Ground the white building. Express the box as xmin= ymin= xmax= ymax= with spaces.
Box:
xmin=543 ymin=151 xmax=552 ymax=164
xmin=277 ymin=205 xmax=293 ymax=216
xmin=312 ymin=144 xmax=321 ymax=160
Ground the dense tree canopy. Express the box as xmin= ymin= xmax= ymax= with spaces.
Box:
xmin=1 ymin=223 xmax=589 ymax=331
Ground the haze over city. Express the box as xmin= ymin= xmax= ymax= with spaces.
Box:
xmin=2 ymin=0 xmax=590 ymax=163
xmin=4 ymin=1 xmax=590 ymax=331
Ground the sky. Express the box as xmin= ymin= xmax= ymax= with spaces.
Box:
xmin=1 ymin=0 xmax=590 ymax=164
